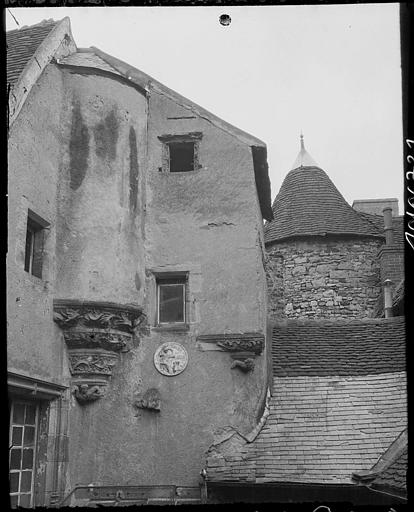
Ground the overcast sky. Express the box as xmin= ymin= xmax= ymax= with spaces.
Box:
xmin=6 ymin=4 xmax=404 ymax=211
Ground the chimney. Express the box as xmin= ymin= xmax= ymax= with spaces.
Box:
xmin=383 ymin=279 xmax=393 ymax=318
xmin=352 ymin=198 xmax=398 ymax=216
xmin=383 ymin=206 xmax=394 ymax=245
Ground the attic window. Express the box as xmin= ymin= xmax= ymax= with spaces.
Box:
xmin=158 ymin=132 xmax=203 ymax=173
xmin=169 ymin=142 xmax=195 ymax=172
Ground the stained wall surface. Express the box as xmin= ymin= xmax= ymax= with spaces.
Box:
xmin=7 ymin=63 xmax=70 ymax=386
xmin=266 ymin=238 xmax=383 ymax=320
xmin=55 ymin=76 xmax=269 ymax=489
xmin=55 ymin=70 xmax=147 ymax=305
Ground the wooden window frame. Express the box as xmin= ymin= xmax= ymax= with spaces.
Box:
xmin=156 ymin=273 xmax=189 ymax=326
xmin=9 ymin=400 xmax=40 ymax=508
xmin=24 ymin=210 xmax=49 ymax=279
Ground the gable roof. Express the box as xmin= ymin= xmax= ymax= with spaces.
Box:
xmin=7 ymin=17 xmax=76 ymax=128
xmin=206 ymin=317 xmax=406 ymax=487
xmin=55 ymin=45 xmax=273 ymax=220
xmin=7 ymin=20 xmax=58 ymax=85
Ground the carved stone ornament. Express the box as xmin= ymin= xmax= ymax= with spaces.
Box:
xmin=72 ymin=380 xmax=108 ymax=403
xmin=63 ymin=331 xmax=132 ymax=352
xmin=54 ymin=300 xmax=146 ymax=404
xmin=53 ymin=299 xmax=145 ymax=334
xmin=154 ymin=342 xmax=188 ymax=377
xmin=197 ymin=333 xmax=264 ymax=355
xmin=134 ymin=388 xmax=161 ymax=412
xmin=231 ymin=358 xmax=255 ymax=373
xmin=68 ymin=350 xmax=119 ymax=376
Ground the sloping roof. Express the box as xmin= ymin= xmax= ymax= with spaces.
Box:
xmin=57 ymin=45 xmax=272 ymax=220
xmin=58 ymin=50 xmax=123 ymax=76
xmin=206 ymin=317 xmax=406 ymax=486
xmin=370 ymin=448 xmax=407 ymax=497
xmin=352 ymin=429 xmax=407 ymax=500
xmin=391 ymin=216 xmax=405 ymax=249
xmin=273 ymin=318 xmax=406 ymax=377
xmin=357 ymin=213 xmax=405 ymax=249
xmin=264 ymin=161 xmax=384 ymax=244
xmin=7 ymin=20 xmax=58 ymax=86
xmin=7 ymin=18 xmax=76 ymax=129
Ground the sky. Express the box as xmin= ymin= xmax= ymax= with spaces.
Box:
xmin=6 ymin=4 xmax=404 ymax=211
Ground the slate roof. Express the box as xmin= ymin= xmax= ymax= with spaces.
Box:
xmin=352 ymin=429 xmax=407 ymax=499
xmin=7 ymin=20 xmax=58 ymax=86
xmin=206 ymin=317 xmax=406 ymax=486
xmin=369 ymin=448 xmax=407 ymax=496
xmin=357 ymin=213 xmax=405 ymax=249
xmin=273 ymin=318 xmax=406 ymax=377
xmin=264 ymin=165 xmax=384 ymax=245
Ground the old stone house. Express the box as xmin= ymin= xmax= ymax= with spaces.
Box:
xmin=8 ymin=17 xmax=406 ymax=508
xmin=7 ymin=18 xmax=273 ymax=507
xmin=205 ymin=140 xmax=406 ymax=505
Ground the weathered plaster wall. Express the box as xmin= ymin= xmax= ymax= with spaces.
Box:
xmin=7 ymin=64 xmax=70 ymax=385
xmin=65 ymin=86 xmax=269 ymax=490
xmin=55 ymin=71 xmax=147 ymax=304
xmin=266 ymin=237 xmax=383 ymax=320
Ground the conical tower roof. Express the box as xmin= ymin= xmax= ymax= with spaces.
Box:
xmin=264 ymin=137 xmax=384 ymax=244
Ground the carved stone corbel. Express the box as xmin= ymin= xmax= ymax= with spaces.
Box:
xmin=231 ymin=358 xmax=255 ymax=373
xmin=196 ymin=333 xmax=264 ymax=373
xmin=53 ymin=300 xmax=145 ymax=404
xmin=196 ymin=333 xmax=264 ymax=354
xmin=134 ymin=388 xmax=161 ymax=412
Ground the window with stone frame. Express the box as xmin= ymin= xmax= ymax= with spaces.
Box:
xmin=156 ymin=274 xmax=188 ymax=325
xmin=24 ymin=210 xmax=49 ymax=279
xmin=158 ymin=132 xmax=203 ymax=173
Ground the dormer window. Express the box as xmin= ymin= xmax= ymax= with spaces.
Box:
xmin=158 ymin=132 xmax=202 ymax=173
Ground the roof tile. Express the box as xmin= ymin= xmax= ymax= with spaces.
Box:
xmin=7 ymin=20 xmax=59 ymax=86
xmin=264 ymin=166 xmax=384 ymax=244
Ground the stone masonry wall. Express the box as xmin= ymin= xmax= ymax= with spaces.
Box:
xmin=266 ymin=237 xmax=383 ymax=320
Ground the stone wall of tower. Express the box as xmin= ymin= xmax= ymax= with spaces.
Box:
xmin=265 ymin=237 xmax=383 ymax=320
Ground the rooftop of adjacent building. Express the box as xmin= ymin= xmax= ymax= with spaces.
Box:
xmin=264 ymin=136 xmax=401 ymax=244
xmin=206 ymin=316 xmax=406 ymax=495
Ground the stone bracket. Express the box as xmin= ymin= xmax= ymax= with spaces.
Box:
xmin=53 ymin=300 xmax=145 ymax=404
xmin=196 ymin=333 xmax=264 ymax=373
xmin=196 ymin=333 xmax=264 ymax=355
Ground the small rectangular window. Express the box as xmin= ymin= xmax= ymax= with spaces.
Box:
xmin=158 ymin=132 xmax=202 ymax=173
xmin=24 ymin=211 xmax=49 ymax=279
xmin=157 ymin=277 xmax=186 ymax=324
xmin=169 ymin=142 xmax=195 ymax=172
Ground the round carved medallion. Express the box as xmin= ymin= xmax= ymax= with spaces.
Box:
xmin=154 ymin=342 xmax=188 ymax=376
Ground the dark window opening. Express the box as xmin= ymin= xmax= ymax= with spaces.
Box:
xmin=24 ymin=211 xmax=49 ymax=279
xmin=169 ymin=142 xmax=195 ymax=172
xmin=157 ymin=278 xmax=186 ymax=324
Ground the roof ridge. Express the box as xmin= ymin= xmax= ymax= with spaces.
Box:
xmin=87 ymin=46 xmax=267 ymax=148
xmin=7 ymin=18 xmax=60 ymax=34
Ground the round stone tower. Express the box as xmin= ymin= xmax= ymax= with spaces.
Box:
xmin=264 ymin=137 xmax=385 ymax=320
